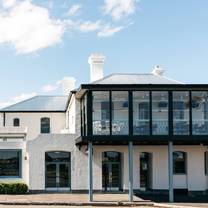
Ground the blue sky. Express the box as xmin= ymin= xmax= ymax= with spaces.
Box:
xmin=0 ymin=0 xmax=208 ymax=107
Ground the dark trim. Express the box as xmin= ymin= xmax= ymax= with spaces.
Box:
xmin=0 ymin=111 xmax=66 ymax=113
xmin=87 ymin=91 xmax=92 ymax=137
xmin=169 ymin=91 xmax=173 ymax=136
xmin=129 ymin=91 xmax=133 ymax=136
xmin=76 ymin=135 xmax=208 ymax=146
xmin=109 ymin=91 xmax=112 ymax=136
xmin=3 ymin=112 xmax=5 ymax=127
xmin=189 ymin=91 xmax=192 ymax=136
xmin=149 ymin=91 xmax=152 ymax=136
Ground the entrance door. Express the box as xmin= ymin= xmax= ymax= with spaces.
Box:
xmin=102 ymin=151 xmax=122 ymax=191
xmin=140 ymin=152 xmax=152 ymax=190
xmin=45 ymin=151 xmax=70 ymax=191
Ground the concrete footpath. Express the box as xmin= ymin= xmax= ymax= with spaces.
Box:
xmin=0 ymin=194 xmax=154 ymax=206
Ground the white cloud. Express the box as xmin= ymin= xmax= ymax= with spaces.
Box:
xmin=42 ymin=80 xmax=60 ymax=92
xmin=1 ymin=0 xmax=17 ymax=8
xmin=97 ymin=24 xmax=123 ymax=37
xmin=102 ymin=0 xmax=137 ymax=20
xmin=67 ymin=4 xmax=82 ymax=16
xmin=0 ymin=92 xmax=37 ymax=109
xmin=78 ymin=20 xmax=101 ymax=32
xmin=0 ymin=0 xmax=65 ymax=54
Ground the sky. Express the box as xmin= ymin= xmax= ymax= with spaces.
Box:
xmin=0 ymin=0 xmax=208 ymax=108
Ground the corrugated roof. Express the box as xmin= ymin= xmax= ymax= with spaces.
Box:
xmin=1 ymin=96 xmax=68 ymax=112
xmin=91 ymin=73 xmax=183 ymax=85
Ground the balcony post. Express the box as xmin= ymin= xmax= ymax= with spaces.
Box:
xmin=128 ymin=141 xmax=133 ymax=202
xmin=88 ymin=141 xmax=93 ymax=202
xmin=168 ymin=141 xmax=174 ymax=202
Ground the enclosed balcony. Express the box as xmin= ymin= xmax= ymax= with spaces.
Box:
xmin=77 ymin=85 xmax=208 ymax=145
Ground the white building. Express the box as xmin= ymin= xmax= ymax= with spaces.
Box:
xmin=0 ymin=54 xmax=208 ymax=202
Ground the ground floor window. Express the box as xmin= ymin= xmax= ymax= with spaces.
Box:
xmin=173 ymin=151 xmax=186 ymax=174
xmin=45 ymin=151 xmax=71 ymax=190
xmin=0 ymin=150 xmax=21 ymax=178
xmin=102 ymin=151 xmax=122 ymax=191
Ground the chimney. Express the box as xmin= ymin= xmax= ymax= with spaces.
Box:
xmin=151 ymin=65 xmax=165 ymax=76
xmin=88 ymin=53 xmax=105 ymax=82
xmin=62 ymin=77 xmax=76 ymax=95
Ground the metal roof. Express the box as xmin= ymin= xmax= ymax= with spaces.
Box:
xmin=0 ymin=96 xmax=68 ymax=112
xmin=91 ymin=73 xmax=183 ymax=85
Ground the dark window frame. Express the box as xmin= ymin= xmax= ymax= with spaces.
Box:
xmin=13 ymin=118 xmax=20 ymax=127
xmin=0 ymin=149 xmax=22 ymax=178
xmin=40 ymin=117 xmax=50 ymax=134
xmin=173 ymin=151 xmax=187 ymax=174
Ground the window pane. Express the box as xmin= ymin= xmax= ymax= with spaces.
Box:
xmin=133 ymin=91 xmax=150 ymax=135
xmin=13 ymin=118 xmax=20 ymax=127
xmin=192 ymin=91 xmax=208 ymax=135
xmin=92 ymin=91 xmax=110 ymax=135
xmin=173 ymin=151 xmax=186 ymax=174
xmin=112 ymin=91 xmax=129 ymax=135
xmin=173 ymin=92 xmax=190 ymax=135
xmin=41 ymin=117 xmax=50 ymax=134
xmin=152 ymin=91 xmax=169 ymax=135
xmin=0 ymin=150 xmax=21 ymax=177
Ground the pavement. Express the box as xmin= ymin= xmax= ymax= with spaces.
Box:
xmin=0 ymin=194 xmax=153 ymax=206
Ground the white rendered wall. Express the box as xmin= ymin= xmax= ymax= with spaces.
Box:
xmin=4 ymin=112 xmax=65 ymax=140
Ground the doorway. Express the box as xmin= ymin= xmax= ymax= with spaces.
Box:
xmin=102 ymin=151 xmax=122 ymax=191
xmin=140 ymin=152 xmax=152 ymax=191
xmin=45 ymin=151 xmax=71 ymax=191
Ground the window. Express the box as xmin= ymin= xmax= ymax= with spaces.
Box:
xmin=41 ymin=117 xmax=50 ymax=134
xmin=133 ymin=91 xmax=150 ymax=135
xmin=173 ymin=92 xmax=190 ymax=135
xmin=173 ymin=151 xmax=186 ymax=174
xmin=152 ymin=91 xmax=169 ymax=135
xmin=112 ymin=91 xmax=129 ymax=135
xmin=92 ymin=91 xmax=110 ymax=135
xmin=13 ymin=118 xmax=20 ymax=127
xmin=0 ymin=150 xmax=21 ymax=177
xmin=192 ymin=91 xmax=208 ymax=135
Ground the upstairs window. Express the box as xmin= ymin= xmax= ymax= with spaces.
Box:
xmin=41 ymin=117 xmax=50 ymax=134
xmin=13 ymin=118 xmax=20 ymax=127
xmin=173 ymin=151 xmax=186 ymax=174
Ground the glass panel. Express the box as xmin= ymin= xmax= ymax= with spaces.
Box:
xmin=102 ymin=163 xmax=110 ymax=190
xmin=41 ymin=117 xmax=50 ymax=134
xmin=173 ymin=92 xmax=190 ymax=135
xmin=46 ymin=164 xmax=57 ymax=188
xmin=92 ymin=91 xmax=110 ymax=135
xmin=102 ymin=151 xmax=121 ymax=191
xmin=152 ymin=91 xmax=169 ymax=135
xmin=46 ymin=152 xmax=70 ymax=162
xmin=112 ymin=91 xmax=129 ymax=135
xmin=111 ymin=163 xmax=120 ymax=189
xmin=103 ymin=151 xmax=121 ymax=162
xmin=0 ymin=150 xmax=21 ymax=177
xmin=173 ymin=152 xmax=186 ymax=174
xmin=192 ymin=91 xmax=208 ymax=135
xmin=133 ymin=91 xmax=150 ymax=135
xmin=59 ymin=163 xmax=70 ymax=188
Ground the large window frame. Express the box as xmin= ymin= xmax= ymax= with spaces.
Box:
xmin=0 ymin=149 xmax=22 ymax=178
xmin=83 ymin=90 xmax=208 ymax=137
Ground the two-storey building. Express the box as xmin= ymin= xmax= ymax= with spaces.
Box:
xmin=0 ymin=54 xmax=208 ymax=202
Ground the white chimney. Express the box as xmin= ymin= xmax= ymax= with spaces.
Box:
xmin=62 ymin=77 xmax=76 ymax=95
xmin=88 ymin=53 xmax=105 ymax=82
xmin=152 ymin=65 xmax=164 ymax=76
